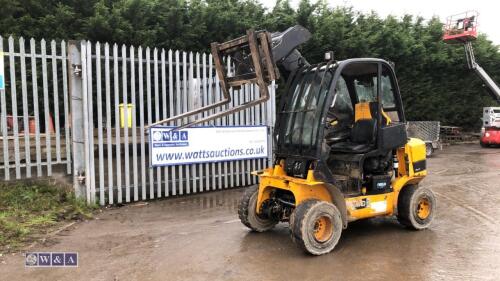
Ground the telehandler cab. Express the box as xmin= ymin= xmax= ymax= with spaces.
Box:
xmin=156 ymin=26 xmax=436 ymax=255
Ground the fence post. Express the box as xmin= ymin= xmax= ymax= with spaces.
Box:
xmin=68 ymin=41 xmax=86 ymax=199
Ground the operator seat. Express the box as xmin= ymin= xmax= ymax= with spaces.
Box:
xmin=330 ymin=102 xmax=383 ymax=154
xmin=330 ymin=118 xmax=376 ymax=153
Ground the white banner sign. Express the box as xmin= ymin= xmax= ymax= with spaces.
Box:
xmin=150 ymin=126 xmax=268 ymax=166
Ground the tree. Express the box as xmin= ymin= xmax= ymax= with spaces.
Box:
xmin=0 ymin=0 xmax=498 ymax=129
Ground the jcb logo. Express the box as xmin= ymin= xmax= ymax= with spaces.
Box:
xmin=352 ymin=198 xmax=369 ymax=210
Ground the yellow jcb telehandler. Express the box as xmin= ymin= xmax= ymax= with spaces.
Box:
xmin=155 ymin=26 xmax=436 ymax=255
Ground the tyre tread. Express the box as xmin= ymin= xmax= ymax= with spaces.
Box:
xmin=397 ymin=185 xmax=436 ymax=230
xmin=290 ymin=200 xmax=342 ymax=255
xmin=238 ymin=185 xmax=277 ymax=232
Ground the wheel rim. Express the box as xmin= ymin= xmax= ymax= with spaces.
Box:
xmin=313 ymin=215 xmax=333 ymax=243
xmin=416 ymin=197 xmax=431 ymax=220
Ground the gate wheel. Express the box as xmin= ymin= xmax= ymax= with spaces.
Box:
xmin=397 ymin=185 xmax=436 ymax=230
xmin=290 ymin=200 xmax=342 ymax=255
xmin=238 ymin=185 xmax=277 ymax=232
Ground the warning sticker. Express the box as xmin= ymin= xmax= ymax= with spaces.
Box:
xmin=370 ymin=200 xmax=387 ymax=213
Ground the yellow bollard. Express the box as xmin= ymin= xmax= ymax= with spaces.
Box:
xmin=119 ymin=103 xmax=133 ymax=128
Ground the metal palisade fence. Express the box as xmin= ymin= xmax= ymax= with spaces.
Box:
xmin=0 ymin=37 xmax=276 ymax=205
xmin=0 ymin=36 xmax=71 ymax=180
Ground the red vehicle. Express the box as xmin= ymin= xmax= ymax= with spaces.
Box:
xmin=481 ymin=127 xmax=500 ymax=147
xmin=444 ymin=12 xmax=500 ymax=147
xmin=480 ymin=107 xmax=500 ymax=147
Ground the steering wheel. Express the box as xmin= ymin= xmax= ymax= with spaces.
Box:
xmin=324 ymin=113 xmax=351 ymax=144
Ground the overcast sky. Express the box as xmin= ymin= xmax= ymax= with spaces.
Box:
xmin=260 ymin=0 xmax=500 ymax=45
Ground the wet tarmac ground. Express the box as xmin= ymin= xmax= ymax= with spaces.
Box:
xmin=1 ymin=144 xmax=499 ymax=281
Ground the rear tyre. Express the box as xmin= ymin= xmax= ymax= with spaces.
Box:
xmin=290 ymin=200 xmax=342 ymax=255
xmin=238 ymin=185 xmax=277 ymax=232
xmin=397 ymin=185 xmax=436 ymax=230
xmin=425 ymin=143 xmax=434 ymax=157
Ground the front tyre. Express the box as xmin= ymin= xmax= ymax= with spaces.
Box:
xmin=290 ymin=200 xmax=342 ymax=255
xmin=397 ymin=185 xmax=436 ymax=230
xmin=238 ymin=185 xmax=277 ymax=232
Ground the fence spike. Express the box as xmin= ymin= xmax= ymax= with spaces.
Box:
xmin=8 ymin=36 xmax=14 ymax=49
xmin=19 ymin=38 xmax=25 ymax=53
xmin=51 ymin=40 xmax=56 ymax=55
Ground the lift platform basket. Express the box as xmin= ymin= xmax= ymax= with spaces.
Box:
xmin=443 ymin=11 xmax=478 ymax=44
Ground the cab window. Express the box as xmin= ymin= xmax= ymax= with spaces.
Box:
xmin=381 ymin=66 xmax=396 ymax=109
xmin=353 ymin=76 xmax=377 ymax=103
xmin=380 ymin=65 xmax=400 ymax=121
xmin=332 ymin=76 xmax=353 ymax=116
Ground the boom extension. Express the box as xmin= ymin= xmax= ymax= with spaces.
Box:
xmin=146 ymin=25 xmax=311 ymax=129
xmin=464 ymin=42 xmax=500 ymax=101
